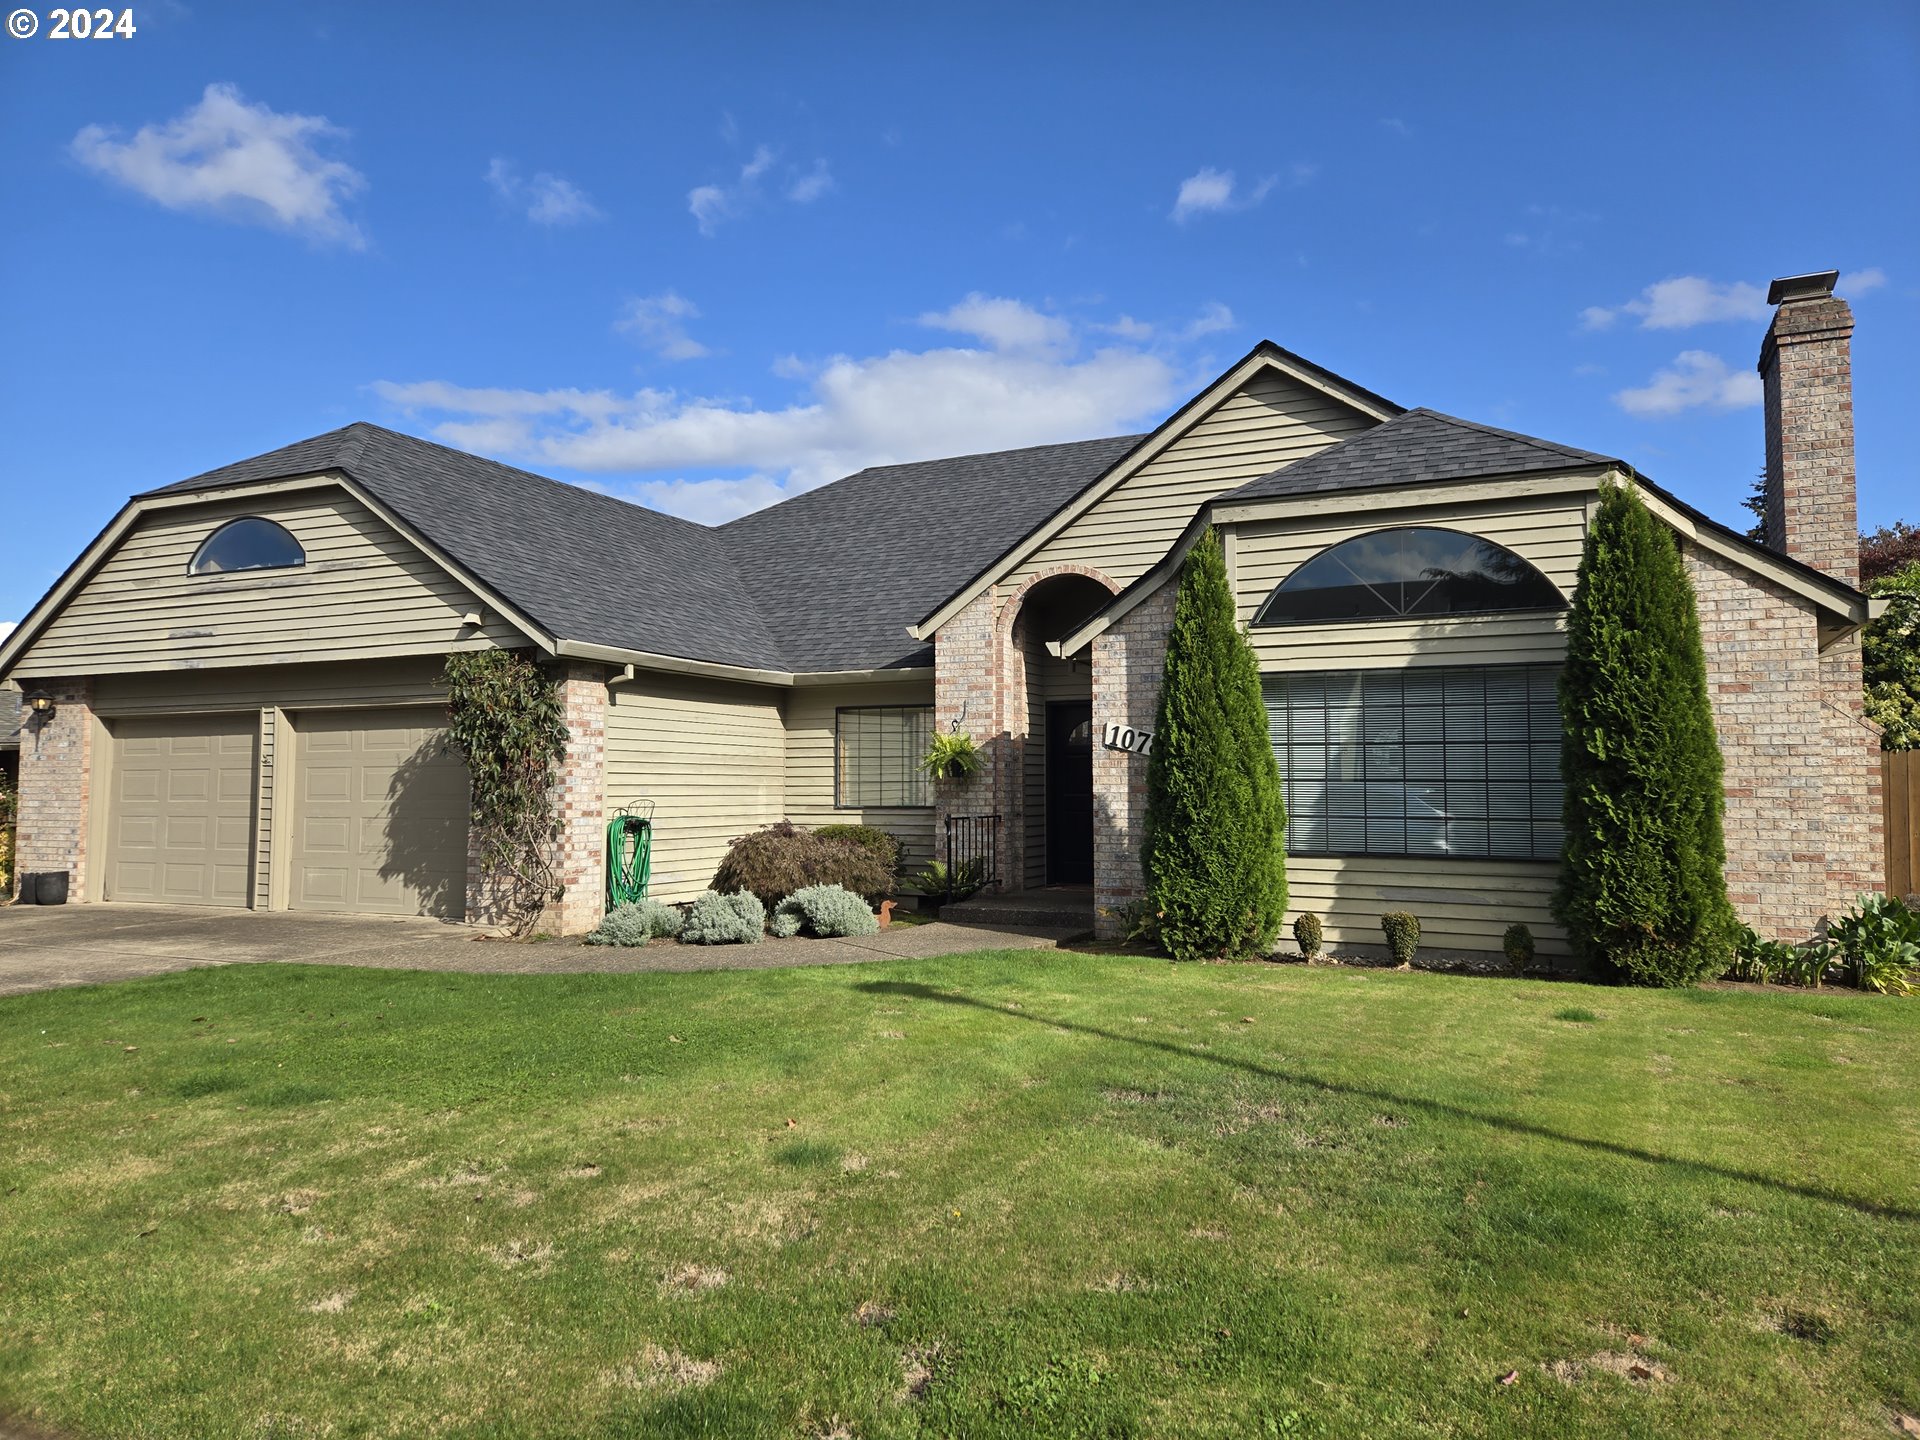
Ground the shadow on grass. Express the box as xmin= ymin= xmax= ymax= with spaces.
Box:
xmin=855 ymin=979 xmax=1920 ymax=1224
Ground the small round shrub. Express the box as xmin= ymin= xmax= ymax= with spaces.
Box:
xmin=1292 ymin=912 xmax=1323 ymax=959
xmin=1380 ymin=911 xmax=1420 ymax=966
xmin=768 ymin=910 xmax=803 ymax=939
xmin=1502 ymin=923 xmax=1535 ymax=974
xmin=678 ymin=890 xmax=766 ymax=945
xmin=813 ymin=824 xmax=901 ymax=880
xmin=713 ymin=821 xmax=894 ymax=909
xmin=584 ymin=899 xmax=683 ymax=946
xmin=772 ymin=884 xmax=880 ymax=938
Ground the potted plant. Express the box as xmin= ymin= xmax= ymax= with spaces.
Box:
xmin=920 ymin=730 xmax=982 ymax=782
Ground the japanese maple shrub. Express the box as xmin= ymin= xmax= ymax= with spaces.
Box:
xmin=1553 ymin=483 xmax=1737 ymax=985
xmin=1142 ymin=527 xmax=1288 ymax=961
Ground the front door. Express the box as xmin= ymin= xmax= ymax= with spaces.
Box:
xmin=1045 ymin=701 xmax=1094 ymax=884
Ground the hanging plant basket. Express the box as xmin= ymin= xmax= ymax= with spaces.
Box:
xmin=920 ymin=730 xmax=982 ymax=782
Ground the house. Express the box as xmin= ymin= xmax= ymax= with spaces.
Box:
xmin=0 ymin=271 xmax=1884 ymax=956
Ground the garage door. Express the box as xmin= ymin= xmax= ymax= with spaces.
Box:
xmin=106 ymin=715 xmax=257 ymax=906
xmin=290 ymin=708 xmax=469 ymax=919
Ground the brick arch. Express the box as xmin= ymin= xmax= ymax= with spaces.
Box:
xmin=997 ymin=563 xmax=1121 ymax=644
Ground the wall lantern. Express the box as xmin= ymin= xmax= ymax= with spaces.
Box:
xmin=24 ymin=691 xmax=56 ymax=721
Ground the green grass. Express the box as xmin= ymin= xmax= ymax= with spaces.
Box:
xmin=1 ymin=952 xmax=1916 ymax=1439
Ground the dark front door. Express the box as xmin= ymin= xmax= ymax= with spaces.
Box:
xmin=1045 ymin=701 xmax=1094 ymax=884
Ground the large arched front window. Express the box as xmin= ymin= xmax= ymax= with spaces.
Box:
xmin=1253 ymin=526 xmax=1563 ymax=627
xmin=188 ymin=517 xmax=306 ymax=575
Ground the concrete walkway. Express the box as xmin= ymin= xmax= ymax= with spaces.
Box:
xmin=0 ymin=902 xmax=1084 ymax=997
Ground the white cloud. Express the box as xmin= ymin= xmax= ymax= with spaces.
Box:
xmin=1839 ymin=266 xmax=1887 ymax=296
xmin=1613 ymin=351 xmax=1763 ymax=417
xmin=71 ymin=82 xmax=366 ymax=246
xmin=1171 ymin=167 xmax=1237 ymax=221
xmin=1581 ymin=276 xmax=1769 ymax=332
xmin=1170 ymin=164 xmax=1307 ymax=223
xmin=484 ymin=158 xmax=600 ymax=226
xmin=0 ymin=621 xmax=13 ymax=641
xmin=615 ymin=291 xmax=710 ymax=361
xmin=688 ymin=144 xmax=829 ymax=235
xmin=787 ymin=159 xmax=834 ymax=204
xmin=919 ymin=294 xmax=1072 ymax=355
xmin=373 ymin=297 xmax=1184 ymax=524
xmin=1181 ymin=301 xmax=1236 ymax=339
xmin=1379 ymin=117 xmax=1412 ymax=137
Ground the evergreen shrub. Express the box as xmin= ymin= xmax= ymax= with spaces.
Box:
xmin=713 ymin=821 xmax=893 ymax=909
xmin=1553 ymin=483 xmax=1737 ymax=986
xmin=1380 ymin=912 xmax=1420 ymax=965
xmin=584 ymin=900 xmax=682 ymax=946
xmin=1142 ymin=528 xmax=1288 ymax=961
xmin=772 ymin=884 xmax=880 ymax=938
xmin=678 ymin=890 xmax=766 ymax=945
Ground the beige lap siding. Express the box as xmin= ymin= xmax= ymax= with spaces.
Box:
xmin=1006 ymin=372 xmax=1375 ymax=595
xmin=15 ymin=485 xmax=520 ymax=676
xmin=604 ymin=674 xmax=786 ymax=904
xmin=782 ymin=678 xmax=937 ymax=871
xmin=1223 ymin=492 xmax=1592 ymax=956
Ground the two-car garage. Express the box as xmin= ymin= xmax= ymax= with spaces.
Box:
xmin=97 ymin=700 xmax=469 ymax=919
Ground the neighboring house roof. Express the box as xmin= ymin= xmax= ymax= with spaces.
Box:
xmin=1223 ymin=408 xmax=1613 ymax=502
xmin=719 ymin=435 xmax=1143 ymax=671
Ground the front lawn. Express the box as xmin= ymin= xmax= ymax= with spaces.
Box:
xmin=1 ymin=953 xmax=1916 ymax=1438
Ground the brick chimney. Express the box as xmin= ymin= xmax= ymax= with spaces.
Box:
xmin=1759 ymin=269 xmax=1857 ymax=588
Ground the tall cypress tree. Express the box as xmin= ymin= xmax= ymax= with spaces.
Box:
xmin=1143 ymin=527 xmax=1288 ymax=961
xmin=1554 ymin=482 xmax=1737 ymax=985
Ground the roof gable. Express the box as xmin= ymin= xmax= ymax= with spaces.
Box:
xmin=906 ymin=341 xmax=1404 ymax=638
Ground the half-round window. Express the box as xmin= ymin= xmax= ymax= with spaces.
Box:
xmin=188 ymin=517 xmax=306 ymax=575
xmin=1253 ymin=526 xmax=1564 ymax=626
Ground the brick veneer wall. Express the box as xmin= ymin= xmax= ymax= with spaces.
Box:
xmin=1760 ymin=293 xmax=1858 ymax=589
xmin=1689 ymin=545 xmax=1881 ymax=938
xmin=12 ymin=678 xmax=94 ymax=902
xmin=1090 ymin=584 xmax=1175 ymax=938
xmin=465 ymin=660 xmax=608 ymax=934
xmin=934 ymin=586 xmax=1013 ymax=886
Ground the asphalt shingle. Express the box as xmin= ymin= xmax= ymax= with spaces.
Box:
xmin=142 ymin=423 xmax=1141 ymax=674
xmin=1224 ymin=408 xmax=1615 ymax=502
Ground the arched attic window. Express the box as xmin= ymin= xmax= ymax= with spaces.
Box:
xmin=1253 ymin=526 xmax=1563 ymax=626
xmin=188 ymin=517 xmax=306 ymax=575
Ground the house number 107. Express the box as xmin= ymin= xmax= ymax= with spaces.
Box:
xmin=1101 ymin=721 xmax=1153 ymax=755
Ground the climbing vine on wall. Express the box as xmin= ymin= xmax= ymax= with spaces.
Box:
xmin=442 ymin=650 xmax=569 ymax=934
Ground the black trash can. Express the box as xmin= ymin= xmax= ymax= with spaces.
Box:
xmin=26 ymin=872 xmax=68 ymax=906
xmin=14 ymin=873 xmax=39 ymax=905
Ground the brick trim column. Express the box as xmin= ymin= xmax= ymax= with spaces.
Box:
xmin=464 ymin=660 xmax=607 ymax=934
xmin=14 ymin=678 xmax=95 ymax=902
xmin=1091 ymin=585 xmax=1175 ymax=938
xmin=551 ymin=662 xmax=608 ymax=934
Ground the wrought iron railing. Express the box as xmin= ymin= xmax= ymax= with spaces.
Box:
xmin=942 ymin=813 xmax=1001 ymax=902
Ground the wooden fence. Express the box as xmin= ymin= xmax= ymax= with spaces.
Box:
xmin=1888 ymin=749 xmax=1919 ymax=901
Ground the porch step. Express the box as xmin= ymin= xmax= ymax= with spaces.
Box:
xmin=940 ymin=887 xmax=1095 ymax=937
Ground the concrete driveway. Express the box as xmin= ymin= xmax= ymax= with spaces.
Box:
xmin=0 ymin=902 xmax=1081 ymax=997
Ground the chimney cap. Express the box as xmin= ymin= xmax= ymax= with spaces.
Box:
xmin=1767 ymin=270 xmax=1840 ymax=306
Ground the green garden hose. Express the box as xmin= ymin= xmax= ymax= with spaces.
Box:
xmin=606 ymin=814 xmax=653 ymax=908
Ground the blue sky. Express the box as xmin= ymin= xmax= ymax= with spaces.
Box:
xmin=2 ymin=1 xmax=1915 ymax=634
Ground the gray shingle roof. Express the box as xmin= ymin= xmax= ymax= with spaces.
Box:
xmin=719 ymin=435 xmax=1143 ymax=670
xmin=145 ymin=424 xmax=789 ymax=670
xmin=141 ymin=423 xmax=1140 ymax=674
xmin=1224 ymin=408 xmax=1615 ymax=502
